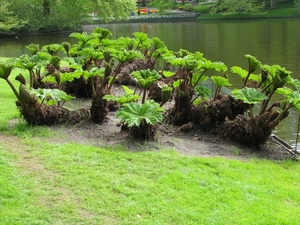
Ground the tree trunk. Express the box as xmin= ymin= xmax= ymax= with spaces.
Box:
xmin=269 ymin=0 xmax=277 ymax=9
xmin=43 ymin=0 xmax=51 ymax=16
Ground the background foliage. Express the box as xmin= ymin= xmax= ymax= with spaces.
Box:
xmin=0 ymin=1 xmax=26 ymax=33
xmin=5 ymin=0 xmax=136 ymax=33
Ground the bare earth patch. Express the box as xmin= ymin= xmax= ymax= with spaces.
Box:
xmin=1 ymin=85 xmax=297 ymax=161
xmin=46 ymin=109 xmax=297 ymax=161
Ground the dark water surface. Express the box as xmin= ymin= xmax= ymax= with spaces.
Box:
xmin=1 ymin=19 xmax=300 ymax=146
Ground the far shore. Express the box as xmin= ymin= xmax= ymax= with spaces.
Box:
xmin=1 ymin=11 xmax=300 ymax=37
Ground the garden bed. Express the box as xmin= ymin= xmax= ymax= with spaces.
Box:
xmin=47 ymin=88 xmax=297 ymax=161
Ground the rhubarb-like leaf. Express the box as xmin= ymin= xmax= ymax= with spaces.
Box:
xmin=231 ymin=66 xmax=248 ymax=79
xmin=30 ymin=88 xmax=74 ymax=106
xmin=131 ymin=69 xmax=161 ymax=89
xmin=211 ymin=76 xmax=232 ymax=88
xmin=231 ymin=87 xmax=268 ymax=105
xmin=245 ymin=54 xmax=261 ymax=74
xmin=116 ymin=100 xmax=164 ymax=127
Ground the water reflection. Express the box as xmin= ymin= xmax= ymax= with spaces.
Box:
xmin=0 ymin=33 xmax=73 ymax=57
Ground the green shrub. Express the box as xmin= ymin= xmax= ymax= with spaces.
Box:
xmin=182 ymin=3 xmax=195 ymax=12
xmin=177 ymin=5 xmax=184 ymax=10
xmin=194 ymin=4 xmax=213 ymax=13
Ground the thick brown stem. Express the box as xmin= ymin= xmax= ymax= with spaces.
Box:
xmin=5 ymin=78 xmax=25 ymax=108
xmin=213 ymin=86 xmax=221 ymax=100
xmin=192 ymin=70 xmax=206 ymax=88
xmin=259 ymin=90 xmax=275 ymax=115
xmin=270 ymin=107 xmax=290 ymax=130
xmin=242 ymin=71 xmax=251 ymax=87
xmin=142 ymin=89 xmax=147 ymax=104
xmin=108 ymin=63 xmax=123 ymax=90
xmin=29 ymin=70 xmax=34 ymax=88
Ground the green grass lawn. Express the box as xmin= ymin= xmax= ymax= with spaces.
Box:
xmin=0 ymin=57 xmax=22 ymax=131
xmin=1 ymin=59 xmax=300 ymax=224
xmin=1 ymin=139 xmax=300 ymax=224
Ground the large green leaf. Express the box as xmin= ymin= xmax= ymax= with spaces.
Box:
xmin=15 ymin=53 xmax=50 ymax=71
xmin=199 ymin=59 xmax=227 ymax=71
xmin=117 ymin=37 xmax=135 ymax=50
xmin=133 ymin=32 xmax=149 ymax=43
xmin=194 ymin=51 xmax=204 ymax=61
xmin=0 ymin=60 xmax=14 ymax=80
xmin=165 ymin=55 xmax=186 ymax=67
xmin=63 ymin=57 xmax=84 ymax=70
xmin=103 ymin=85 xmax=140 ymax=105
xmin=231 ymin=87 xmax=268 ymax=105
xmin=261 ymin=65 xmax=283 ymax=79
xmin=103 ymin=93 xmax=140 ymax=105
xmin=122 ymin=85 xmax=134 ymax=94
xmin=173 ymin=79 xmax=182 ymax=88
xmin=211 ymin=76 xmax=231 ymax=87
xmin=29 ymin=88 xmax=74 ymax=106
xmin=161 ymin=86 xmax=173 ymax=104
xmin=61 ymin=42 xmax=71 ymax=54
xmin=41 ymin=44 xmax=63 ymax=56
xmin=184 ymin=57 xmax=198 ymax=72
xmin=194 ymin=85 xmax=212 ymax=98
xmin=133 ymin=32 xmax=151 ymax=49
xmin=92 ymin=27 xmax=112 ymax=41
xmin=231 ymin=68 xmax=260 ymax=82
xmin=245 ymin=54 xmax=261 ymax=74
xmin=289 ymin=78 xmax=300 ymax=91
xmin=42 ymin=71 xmax=83 ymax=85
xmin=273 ymin=66 xmax=291 ymax=89
xmin=116 ymin=100 xmax=164 ymax=127
xmin=15 ymin=55 xmax=37 ymax=70
xmin=131 ymin=69 xmax=161 ymax=89
xmin=112 ymin=49 xmax=143 ymax=63
xmin=231 ymin=66 xmax=248 ymax=79
xmin=276 ymin=87 xmax=300 ymax=111
xmin=26 ymin=44 xmax=40 ymax=55
xmin=83 ymin=67 xmax=105 ymax=80
xmin=248 ymin=74 xmax=261 ymax=82
xmin=162 ymin=71 xmax=175 ymax=78
xmin=151 ymin=37 xmax=166 ymax=51
xmin=69 ymin=32 xmax=96 ymax=48
xmin=276 ymin=87 xmax=294 ymax=100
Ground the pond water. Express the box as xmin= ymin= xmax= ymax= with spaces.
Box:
xmin=1 ymin=18 xmax=300 ymax=146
